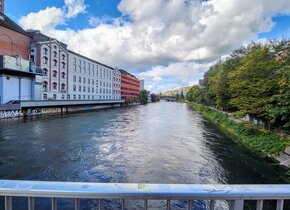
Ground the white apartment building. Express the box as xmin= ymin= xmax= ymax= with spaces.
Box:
xmin=29 ymin=31 xmax=69 ymax=100
xmin=67 ymin=51 xmax=118 ymax=100
xmin=113 ymin=68 xmax=121 ymax=100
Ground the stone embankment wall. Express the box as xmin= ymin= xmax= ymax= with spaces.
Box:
xmin=0 ymin=104 xmax=121 ymax=119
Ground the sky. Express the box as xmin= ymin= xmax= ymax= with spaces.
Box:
xmin=5 ymin=0 xmax=290 ymax=93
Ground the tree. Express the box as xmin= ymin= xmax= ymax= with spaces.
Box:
xmin=228 ymin=45 xmax=280 ymax=122
xmin=139 ymin=90 xmax=149 ymax=104
xmin=187 ymin=85 xmax=202 ymax=103
xmin=150 ymin=93 xmax=160 ymax=102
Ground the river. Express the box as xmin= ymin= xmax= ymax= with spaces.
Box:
xmin=0 ymin=102 xmax=288 ymax=209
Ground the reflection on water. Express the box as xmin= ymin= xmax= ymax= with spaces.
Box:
xmin=0 ymin=102 xmax=287 ymax=209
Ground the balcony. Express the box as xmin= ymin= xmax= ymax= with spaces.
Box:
xmin=0 ymin=55 xmax=30 ymax=73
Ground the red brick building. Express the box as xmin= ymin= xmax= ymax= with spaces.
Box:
xmin=119 ymin=69 xmax=140 ymax=100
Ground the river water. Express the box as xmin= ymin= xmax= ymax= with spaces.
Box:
xmin=0 ymin=102 xmax=288 ymax=209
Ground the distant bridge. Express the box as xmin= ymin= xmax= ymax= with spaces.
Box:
xmin=160 ymin=95 xmax=177 ymax=102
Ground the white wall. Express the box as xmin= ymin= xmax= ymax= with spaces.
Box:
xmin=68 ymin=52 xmax=114 ymax=100
xmin=20 ymin=78 xmax=33 ymax=100
xmin=3 ymin=75 xmax=20 ymax=103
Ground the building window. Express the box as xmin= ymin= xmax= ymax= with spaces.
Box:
xmin=88 ymin=87 xmax=90 ymax=93
xmin=62 ymin=95 xmax=65 ymax=100
xmin=53 ymin=59 xmax=57 ymax=67
xmin=68 ymin=95 xmax=71 ymax=100
xmin=42 ymin=57 xmax=48 ymax=64
xmin=73 ymin=85 xmax=76 ymax=92
xmin=52 ymin=82 xmax=57 ymax=90
xmin=43 ymin=81 xmax=48 ymax=91
xmin=83 ymin=95 xmax=86 ymax=100
xmin=43 ymin=68 xmax=48 ymax=76
xmin=92 ymin=79 xmax=94 ymax=85
xmin=53 ymin=70 xmax=57 ymax=78
xmin=78 ymin=85 xmax=81 ymax=92
xmin=79 ymin=95 xmax=81 ymax=100
xmin=43 ymin=94 xmax=47 ymax=100
xmin=83 ymin=86 xmax=86 ymax=92
xmin=74 ymin=58 xmax=76 ymax=64
xmin=73 ymin=95 xmax=76 ymax=100
xmin=83 ymin=77 xmax=86 ymax=84
xmin=61 ymin=72 xmax=65 ymax=79
xmin=73 ymin=75 xmax=76 ymax=83
xmin=61 ymin=83 xmax=65 ymax=91
xmin=53 ymin=94 xmax=57 ymax=99
xmin=53 ymin=51 xmax=57 ymax=58
xmin=88 ymin=95 xmax=90 ymax=100
xmin=92 ymin=87 xmax=94 ymax=93
xmin=79 ymin=76 xmax=81 ymax=83
xmin=43 ymin=48 xmax=48 ymax=55
xmin=88 ymin=78 xmax=90 ymax=85
xmin=62 ymin=62 xmax=66 ymax=69
xmin=62 ymin=54 xmax=65 ymax=60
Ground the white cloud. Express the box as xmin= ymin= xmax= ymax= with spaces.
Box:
xmin=138 ymin=61 xmax=213 ymax=93
xmin=19 ymin=7 xmax=65 ymax=31
xmin=18 ymin=0 xmax=290 ymax=92
xmin=64 ymin=0 xmax=86 ymax=18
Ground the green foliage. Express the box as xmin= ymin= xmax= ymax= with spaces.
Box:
xmin=139 ymin=90 xmax=149 ymax=104
xmin=150 ymin=93 xmax=160 ymax=102
xmin=201 ymin=41 xmax=290 ymax=129
xmin=187 ymin=85 xmax=202 ymax=103
xmin=190 ymin=102 xmax=289 ymax=155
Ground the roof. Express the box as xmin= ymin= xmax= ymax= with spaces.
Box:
xmin=68 ymin=50 xmax=114 ymax=70
xmin=0 ymin=13 xmax=30 ymax=37
xmin=119 ymin=69 xmax=138 ymax=79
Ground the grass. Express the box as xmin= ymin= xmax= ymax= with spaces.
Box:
xmin=189 ymin=102 xmax=289 ymax=156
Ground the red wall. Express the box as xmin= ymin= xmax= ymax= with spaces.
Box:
xmin=0 ymin=26 xmax=31 ymax=60
xmin=121 ymin=73 xmax=140 ymax=100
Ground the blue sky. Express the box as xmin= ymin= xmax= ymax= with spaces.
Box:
xmin=4 ymin=0 xmax=290 ymax=93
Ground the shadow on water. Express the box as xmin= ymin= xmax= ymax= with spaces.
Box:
xmin=0 ymin=102 xmax=289 ymax=209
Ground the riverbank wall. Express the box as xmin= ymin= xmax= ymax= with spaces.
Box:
xmin=0 ymin=101 xmax=123 ymax=119
xmin=188 ymin=102 xmax=290 ymax=168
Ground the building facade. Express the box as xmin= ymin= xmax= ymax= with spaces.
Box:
xmin=68 ymin=51 xmax=117 ymax=100
xmin=119 ymin=69 xmax=140 ymax=100
xmin=0 ymin=0 xmax=130 ymax=104
xmin=0 ymin=0 xmax=4 ymax=14
xmin=29 ymin=30 xmax=69 ymax=100
xmin=113 ymin=68 xmax=121 ymax=100
xmin=0 ymin=11 xmax=42 ymax=104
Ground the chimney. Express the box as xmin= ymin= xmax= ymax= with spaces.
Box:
xmin=0 ymin=0 xmax=4 ymax=14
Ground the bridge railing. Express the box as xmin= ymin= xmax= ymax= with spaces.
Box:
xmin=0 ymin=180 xmax=289 ymax=210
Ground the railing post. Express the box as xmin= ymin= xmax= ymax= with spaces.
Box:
xmin=28 ymin=197 xmax=35 ymax=210
xmin=97 ymin=199 xmax=101 ymax=210
xmin=188 ymin=200 xmax=193 ymax=210
xmin=276 ymin=200 xmax=284 ymax=210
xmin=51 ymin=198 xmax=57 ymax=210
xmin=5 ymin=196 xmax=12 ymax=210
xmin=144 ymin=199 xmax=148 ymax=210
xmin=121 ymin=199 xmax=125 ymax=210
xmin=229 ymin=200 xmax=244 ymax=210
xmin=256 ymin=200 xmax=263 ymax=210
xmin=74 ymin=198 xmax=80 ymax=210
xmin=209 ymin=200 xmax=215 ymax=210
xmin=166 ymin=199 xmax=170 ymax=210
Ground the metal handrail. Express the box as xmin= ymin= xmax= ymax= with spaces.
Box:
xmin=0 ymin=180 xmax=289 ymax=210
